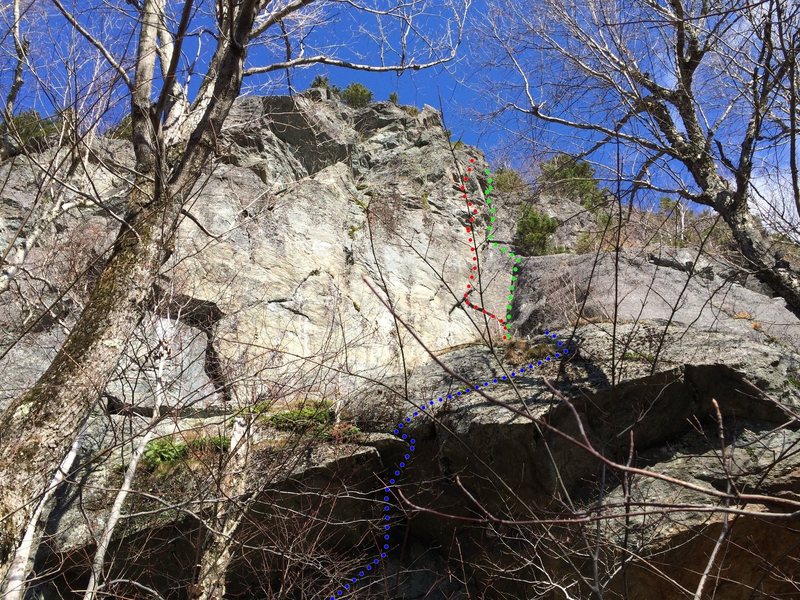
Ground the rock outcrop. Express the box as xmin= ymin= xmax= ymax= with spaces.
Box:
xmin=2 ymin=89 xmax=800 ymax=599
xmin=1 ymin=91 xmax=522 ymax=417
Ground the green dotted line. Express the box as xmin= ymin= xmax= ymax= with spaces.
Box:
xmin=481 ymin=168 xmax=522 ymax=339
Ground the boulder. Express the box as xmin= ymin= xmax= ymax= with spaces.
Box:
xmin=513 ymin=251 xmax=800 ymax=352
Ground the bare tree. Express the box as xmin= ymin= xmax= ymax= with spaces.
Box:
xmin=0 ymin=0 xmax=29 ymax=159
xmin=0 ymin=0 xmax=125 ymax=297
xmin=0 ymin=0 xmax=471 ymax=588
xmin=80 ymin=306 xmax=178 ymax=600
xmin=478 ymin=0 xmax=800 ymax=313
xmin=188 ymin=414 xmax=251 ymax=600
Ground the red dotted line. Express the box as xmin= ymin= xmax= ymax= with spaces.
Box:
xmin=460 ymin=158 xmax=511 ymax=338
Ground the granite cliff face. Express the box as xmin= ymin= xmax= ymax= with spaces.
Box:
xmin=1 ymin=90 xmax=800 ymax=599
xmin=1 ymin=89 xmax=519 ymax=417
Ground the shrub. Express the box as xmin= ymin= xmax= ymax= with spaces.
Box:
xmin=310 ymin=74 xmax=340 ymax=95
xmin=188 ymin=435 xmax=231 ymax=453
xmin=503 ymin=339 xmax=554 ymax=365
xmin=340 ymin=83 xmax=373 ymax=108
xmin=265 ymin=400 xmax=334 ymax=432
xmin=515 ymin=206 xmax=559 ymax=256
xmin=388 ymin=91 xmax=399 ymax=104
xmin=401 ymin=105 xmax=419 ymax=117
xmin=692 ymin=210 xmax=737 ymax=253
xmin=311 ymin=74 xmax=329 ymax=88
xmin=539 ymin=153 xmax=605 ymax=209
xmin=493 ymin=168 xmax=526 ymax=193
xmin=326 ymin=422 xmax=364 ymax=444
xmin=1 ymin=109 xmax=62 ymax=153
xmin=242 ymin=400 xmax=272 ymax=416
xmin=143 ymin=438 xmax=188 ymax=470
xmin=107 ymin=114 xmax=132 ymax=140
xmin=574 ymin=231 xmax=596 ymax=255
xmin=622 ymin=350 xmax=655 ymax=363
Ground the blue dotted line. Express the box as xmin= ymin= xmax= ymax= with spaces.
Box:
xmin=325 ymin=329 xmax=569 ymax=598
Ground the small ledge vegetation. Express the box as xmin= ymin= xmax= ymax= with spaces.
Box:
xmin=264 ymin=399 xmax=334 ymax=432
xmin=1 ymin=109 xmax=64 ymax=155
xmin=107 ymin=114 xmax=133 ymax=140
xmin=493 ymin=167 xmax=527 ymax=193
xmin=262 ymin=400 xmax=365 ymax=444
xmin=539 ymin=153 xmax=606 ymax=210
xmin=309 ymin=75 xmax=374 ymax=109
xmin=514 ymin=205 xmax=560 ymax=256
xmin=340 ymin=83 xmax=373 ymax=108
xmin=142 ymin=434 xmax=231 ymax=471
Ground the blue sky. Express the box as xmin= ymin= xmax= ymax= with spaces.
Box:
xmin=243 ymin=0 xmax=502 ymax=157
xmin=288 ymin=58 xmax=498 ymax=150
xmin=1 ymin=0 xmax=756 ymax=213
xmin=0 ymin=0 xmax=505 ymax=163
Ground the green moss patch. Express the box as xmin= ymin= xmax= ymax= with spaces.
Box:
xmin=142 ymin=434 xmax=231 ymax=471
xmin=263 ymin=400 xmax=334 ymax=432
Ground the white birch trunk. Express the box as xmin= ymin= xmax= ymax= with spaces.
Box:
xmin=81 ymin=330 xmax=173 ymax=600
xmin=1 ymin=422 xmax=86 ymax=600
xmin=192 ymin=416 xmax=251 ymax=600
